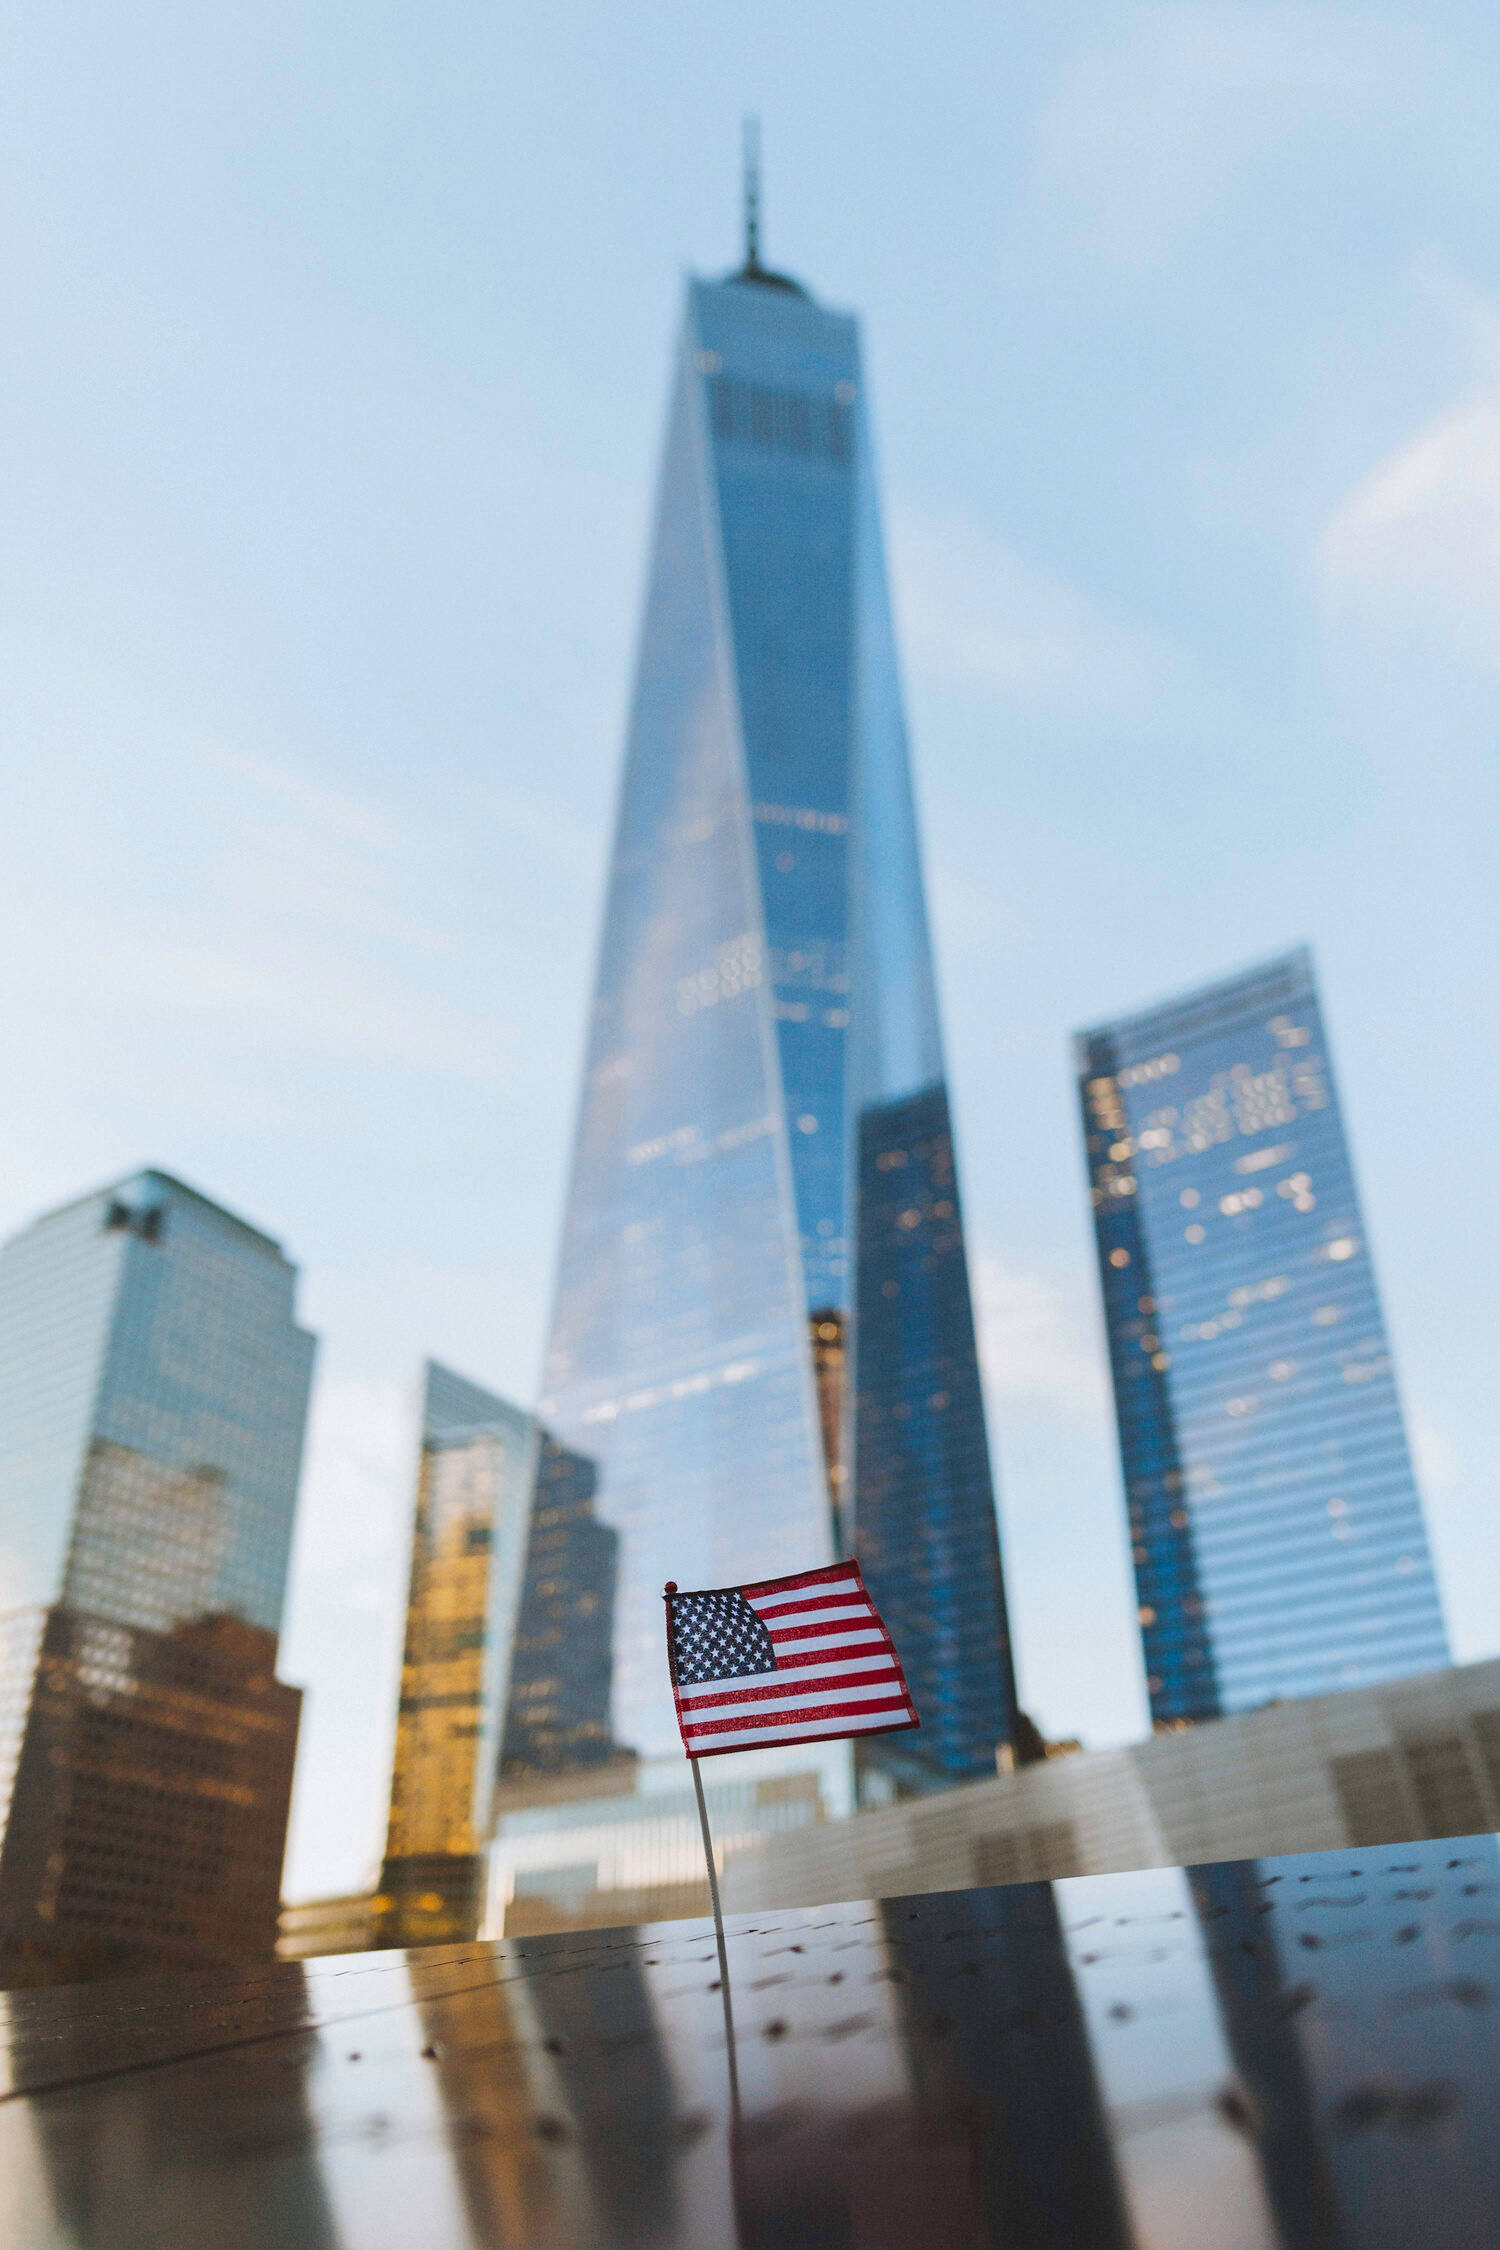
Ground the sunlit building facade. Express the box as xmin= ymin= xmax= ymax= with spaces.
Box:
xmin=0 ymin=1169 xmax=315 ymax=1980
xmin=489 ymin=230 xmax=1016 ymax=1928
xmin=378 ymin=1362 xmax=534 ymax=1944
xmin=1077 ymin=948 xmax=1447 ymax=1725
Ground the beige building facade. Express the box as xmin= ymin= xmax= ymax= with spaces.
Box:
xmin=721 ymin=1655 xmax=1500 ymax=1915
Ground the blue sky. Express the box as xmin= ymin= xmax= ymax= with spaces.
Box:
xmin=2 ymin=3 xmax=1497 ymax=1902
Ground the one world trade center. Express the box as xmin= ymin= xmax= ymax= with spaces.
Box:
xmin=491 ymin=201 xmax=1019 ymax=1925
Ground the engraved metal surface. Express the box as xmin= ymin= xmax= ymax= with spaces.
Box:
xmin=2 ymin=1835 xmax=1497 ymax=2247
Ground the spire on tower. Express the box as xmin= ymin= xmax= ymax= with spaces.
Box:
xmin=728 ymin=117 xmax=806 ymax=295
xmin=743 ymin=114 xmax=761 ymax=271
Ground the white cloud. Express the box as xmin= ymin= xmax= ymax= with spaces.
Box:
xmin=1318 ymin=391 xmax=1500 ymax=674
xmin=282 ymin=1373 xmax=414 ymax=1592
xmin=206 ymin=746 xmax=397 ymax=850
xmin=972 ymin=1252 xmax=1111 ymax=1418
xmin=1035 ymin=5 xmax=1434 ymax=268
xmin=890 ymin=504 xmax=1175 ymax=722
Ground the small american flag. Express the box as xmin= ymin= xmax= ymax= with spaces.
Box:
xmin=664 ymin=1561 xmax=920 ymax=1758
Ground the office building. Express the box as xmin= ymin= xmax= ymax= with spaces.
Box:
xmin=1076 ymin=948 xmax=1447 ymax=1724
xmin=491 ymin=202 xmax=1016 ymax=1923
xmin=377 ymin=1363 xmax=534 ymax=1945
xmin=0 ymin=1170 xmax=315 ymax=1982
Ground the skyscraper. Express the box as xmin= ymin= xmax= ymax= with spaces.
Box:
xmin=1077 ymin=947 xmax=1447 ymax=1726
xmin=0 ymin=1170 xmax=316 ymax=1981
xmin=378 ymin=1362 xmax=534 ymax=1944
xmin=491 ymin=201 xmax=1015 ymax=1923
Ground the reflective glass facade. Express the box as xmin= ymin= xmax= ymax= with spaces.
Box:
xmin=504 ymin=250 xmax=1015 ymax=1878
xmin=0 ymin=1171 xmax=316 ymax=1635
xmin=0 ymin=1170 xmax=316 ymax=1979
xmin=1077 ymin=949 xmax=1448 ymax=1724
xmin=379 ymin=1363 xmax=534 ymax=1944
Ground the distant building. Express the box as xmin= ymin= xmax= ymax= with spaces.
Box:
xmin=0 ymin=1170 xmax=315 ymax=1983
xmin=375 ymin=1363 xmax=533 ymax=1947
xmin=1076 ymin=948 xmax=1447 ymax=1726
xmin=277 ymin=1888 xmax=379 ymax=1962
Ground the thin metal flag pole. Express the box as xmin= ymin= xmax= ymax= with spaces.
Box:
xmin=666 ymin=1580 xmax=742 ymax=2121
xmin=691 ymin=1756 xmax=742 ymax=2119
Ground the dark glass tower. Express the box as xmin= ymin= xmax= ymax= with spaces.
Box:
xmin=1077 ymin=947 xmax=1448 ymax=1725
xmin=508 ymin=228 xmax=1017 ymax=1824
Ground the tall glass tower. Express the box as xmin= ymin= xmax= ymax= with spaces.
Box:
xmin=0 ymin=1169 xmax=316 ymax=1980
xmin=494 ymin=216 xmax=1016 ymax=1923
xmin=1077 ymin=948 xmax=1448 ymax=1725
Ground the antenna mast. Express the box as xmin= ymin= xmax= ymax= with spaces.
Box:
xmin=743 ymin=114 xmax=761 ymax=271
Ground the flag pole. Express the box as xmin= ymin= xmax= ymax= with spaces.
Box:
xmin=666 ymin=1581 xmax=741 ymax=2120
xmin=691 ymin=1755 xmax=742 ymax=2118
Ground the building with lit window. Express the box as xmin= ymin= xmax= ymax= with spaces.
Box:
xmin=0 ymin=1170 xmax=315 ymax=1982
xmin=1076 ymin=948 xmax=1448 ymax=1726
xmin=488 ymin=207 xmax=1017 ymax=1930
xmin=377 ymin=1363 xmax=534 ymax=1946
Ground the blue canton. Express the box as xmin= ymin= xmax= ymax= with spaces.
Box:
xmin=671 ymin=1591 xmax=778 ymax=1685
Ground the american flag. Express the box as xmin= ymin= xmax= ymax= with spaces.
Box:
xmin=664 ymin=1561 xmax=920 ymax=1758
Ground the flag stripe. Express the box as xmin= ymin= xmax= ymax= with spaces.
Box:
xmin=679 ymin=1668 xmax=904 ymax=1717
xmin=676 ymin=1651 xmax=896 ymax=1702
xmin=683 ymin=1708 xmax=917 ymax=1752
xmin=748 ymin=1589 xmax=868 ymax=1620
xmin=742 ymin=1566 xmax=862 ymax=1603
xmin=768 ymin=1621 xmax=884 ymax=1649
xmin=683 ymin=1692 xmax=912 ymax=1739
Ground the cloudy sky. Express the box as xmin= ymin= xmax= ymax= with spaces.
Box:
xmin=3 ymin=2 xmax=1497 ymax=1902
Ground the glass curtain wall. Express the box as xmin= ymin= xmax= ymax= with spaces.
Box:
xmin=1077 ymin=948 xmax=1448 ymax=1724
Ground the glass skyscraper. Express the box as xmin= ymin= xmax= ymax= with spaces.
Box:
xmin=492 ymin=219 xmax=1016 ymax=1927
xmin=1077 ymin=948 xmax=1448 ymax=1725
xmin=0 ymin=1169 xmax=316 ymax=1980
xmin=378 ymin=1361 xmax=534 ymax=1944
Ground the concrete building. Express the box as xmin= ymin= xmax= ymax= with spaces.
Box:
xmin=467 ymin=1656 xmax=1500 ymax=1936
xmin=721 ymin=1655 xmax=1500 ymax=1916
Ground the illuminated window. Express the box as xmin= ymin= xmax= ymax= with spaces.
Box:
xmin=1109 ymin=1248 xmax=1131 ymax=1269
xmin=1184 ymin=1225 xmax=1205 ymax=1244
